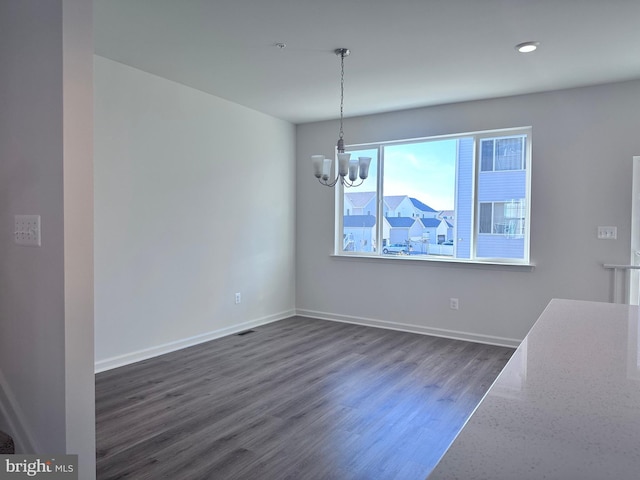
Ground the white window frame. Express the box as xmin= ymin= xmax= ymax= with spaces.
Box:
xmin=335 ymin=127 xmax=532 ymax=266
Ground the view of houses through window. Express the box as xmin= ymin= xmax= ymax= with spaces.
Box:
xmin=340 ymin=129 xmax=530 ymax=263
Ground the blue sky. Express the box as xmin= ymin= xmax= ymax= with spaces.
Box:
xmin=349 ymin=138 xmax=457 ymax=210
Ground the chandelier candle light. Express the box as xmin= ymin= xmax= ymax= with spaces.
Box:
xmin=312 ymin=48 xmax=372 ymax=188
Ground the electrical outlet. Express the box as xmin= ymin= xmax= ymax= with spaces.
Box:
xmin=235 ymin=292 xmax=241 ymax=304
xmin=14 ymin=215 xmax=41 ymax=246
xmin=450 ymin=298 xmax=459 ymax=310
xmin=597 ymin=226 xmax=617 ymax=239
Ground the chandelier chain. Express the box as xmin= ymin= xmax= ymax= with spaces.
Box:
xmin=311 ymin=47 xmax=370 ymax=189
xmin=339 ymin=51 xmax=345 ymax=141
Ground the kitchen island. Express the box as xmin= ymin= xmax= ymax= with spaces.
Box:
xmin=428 ymin=299 xmax=640 ymax=480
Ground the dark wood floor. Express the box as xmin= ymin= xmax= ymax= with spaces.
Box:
xmin=96 ymin=317 xmax=513 ymax=480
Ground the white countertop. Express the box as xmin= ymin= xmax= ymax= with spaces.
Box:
xmin=427 ymin=299 xmax=640 ymax=480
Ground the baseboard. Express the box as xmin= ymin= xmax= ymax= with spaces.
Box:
xmin=95 ymin=307 xmax=520 ymax=373
xmin=295 ymin=308 xmax=522 ymax=348
xmin=95 ymin=309 xmax=296 ymax=373
xmin=0 ymin=368 xmax=37 ymax=453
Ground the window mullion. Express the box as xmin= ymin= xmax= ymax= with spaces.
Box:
xmin=377 ymin=145 xmax=384 ymax=256
xmin=491 ymin=202 xmax=496 ymax=235
xmin=471 ymin=138 xmax=478 ymax=260
xmin=335 ymin=171 xmax=343 ymax=255
xmin=492 ymin=139 xmax=497 ymax=171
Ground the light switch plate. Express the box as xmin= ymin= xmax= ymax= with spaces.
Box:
xmin=597 ymin=226 xmax=617 ymax=240
xmin=15 ymin=215 xmax=41 ymax=246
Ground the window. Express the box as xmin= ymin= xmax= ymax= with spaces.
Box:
xmin=338 ymin=128 xmax=531 ymax=264
xmin=480 ymin=136 xmax=526 ymax=171
xmin=479 ymin=201 xmax=526 ymax=236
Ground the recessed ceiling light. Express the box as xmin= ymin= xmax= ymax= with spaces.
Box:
xmin=515 ymin=41 xmax=539 ymax=53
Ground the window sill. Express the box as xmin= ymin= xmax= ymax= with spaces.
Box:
xmin=330 ymin=253 xmax=535 ymax=271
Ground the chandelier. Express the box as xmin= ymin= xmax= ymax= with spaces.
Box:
xmin=312 ymin=48 xmax=371 ymax=188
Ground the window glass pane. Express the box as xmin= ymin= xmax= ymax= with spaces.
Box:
xmin=342 ymin=148 xmax=378 ymax=253
xmin=493 ymin=202 xmax=507 ymax=233
xmin=480 ymin=139 xmax=494 ymax=171
xmin=504 ymin=199 xmax=526 ymax=237
xmin=495 ymin=137 xmax=524 ymax=170
xmin=479 ymin=203 xmax=492 ymax=233
xmin=382 ymin=140 xmax=456 ymax=257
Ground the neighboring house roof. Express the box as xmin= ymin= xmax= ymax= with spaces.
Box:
xmin=384 ymin=195 xmax=407 ymax=211
xmin=343 ymin=215 xmax=376 ymax=228
xmin=445 ymin=220 xmax=454 ymax=228
xmin=409 ymin=197 xmax=436 ymax=212
xmin=386 ymin=217 xmax=416 ymax=228
xmin=420 ymin=218 xmax=441 ymax=228
xmin=344 ymin=191 xmax=376 ymax=208
xmin=438 ymin=209 xmax=455 ymax=219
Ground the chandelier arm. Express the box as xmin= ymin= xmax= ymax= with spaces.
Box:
xmin=318 ymin=172 xmax=366 ymax=188
xmin=319 ymin=173 xmax=365 ymax=189
xmin=319 ymin=176 xmax=341 ymax=188
xmin=342 ymin=177 xmax=365 ymax=188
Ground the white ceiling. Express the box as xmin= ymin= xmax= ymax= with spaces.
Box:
xmin=94 ymin=0 xmax=640 ymax=124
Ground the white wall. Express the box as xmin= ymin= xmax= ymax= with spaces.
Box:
xmin=0 ymin=0 xmax=65 ymax=454
xmin=296 ymin=80 xmax=640 ymax=345
xmin=94 ymin=56 xmax=296 ymax=369
xmin=0 ymin=0 xmax=95 ymax=477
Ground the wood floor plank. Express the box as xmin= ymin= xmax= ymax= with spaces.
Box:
xmin=96 ymin=316 xmax=513 ymax=479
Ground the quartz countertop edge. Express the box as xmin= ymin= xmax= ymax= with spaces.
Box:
xmin=427 ymin=298 xmax=640 ymax=480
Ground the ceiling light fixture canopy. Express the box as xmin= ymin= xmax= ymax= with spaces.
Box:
xmin=312 ymin=48 xmax=371 ymax=188
xmin=515 ymin=41 xmax=539 ymax=53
